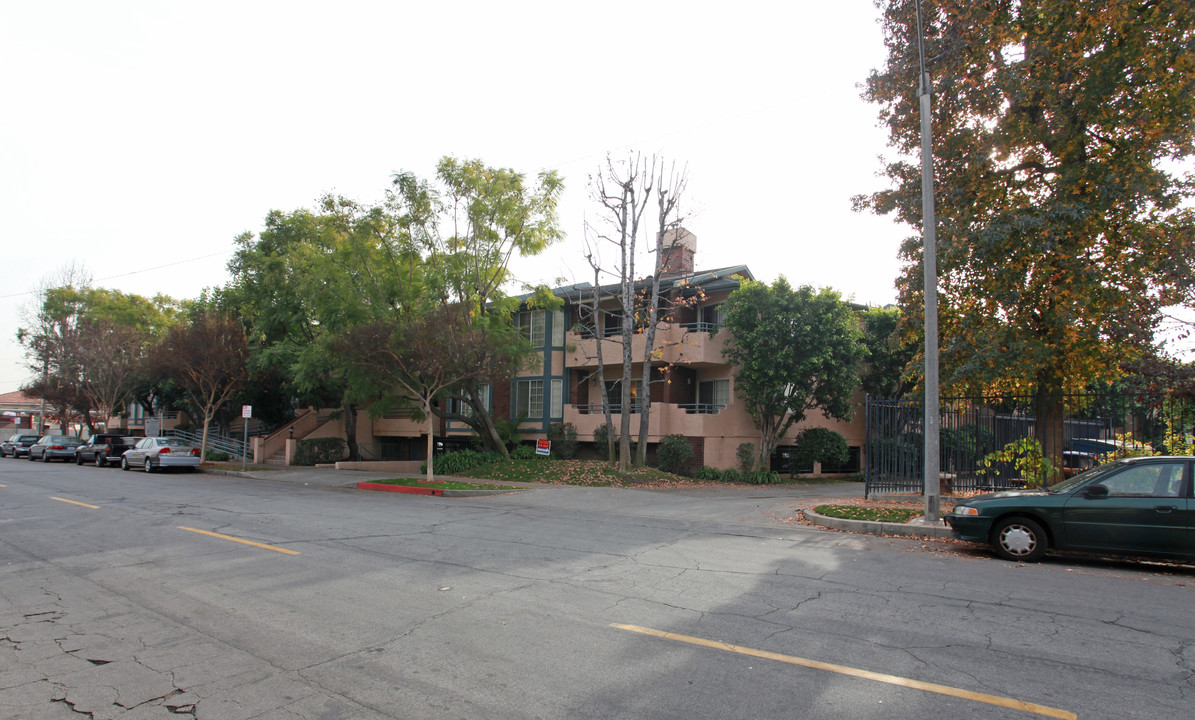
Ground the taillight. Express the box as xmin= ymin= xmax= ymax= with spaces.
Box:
xmin=159 ymin=447 xmax=172 ymax=454
xmin=191 ymin=449 xmax=201 ymax=456
xmin=50 ymin=445 xmax=65 ymax=450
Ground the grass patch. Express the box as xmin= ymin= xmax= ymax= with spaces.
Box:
xmin=367 ymin=479 xmax=519 ymax=491
xmin=814 ymin=504 xmax=921 ymax=523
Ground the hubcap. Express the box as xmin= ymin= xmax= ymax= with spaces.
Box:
xmin=1000 ymin=525 xmax=1036 ymax=556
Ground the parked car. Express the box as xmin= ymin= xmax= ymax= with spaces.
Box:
xmin=28 ymin=435 xmax=84 ymax=462
xmin=1 ymin=434 xmax=42 ymax=458
xmin=121 ymin=437 xmax=201 ymax=472
xmin=947 ymin=456 xmax=1193 ymax=562
xmin=75 ymin=434 xmax=141 ymax=467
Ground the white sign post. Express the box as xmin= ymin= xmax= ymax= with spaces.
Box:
xmin=241 ymin=405 xmax=252 ymax=470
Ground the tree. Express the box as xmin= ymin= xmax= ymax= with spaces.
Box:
xmin=721 ymin=278 xmax=864 ymax=471
xmin=149 ymin=313 xmax=249 ymax=460
xmin=338 ymin=305 xmax=524 ymax=481
xmin=857 ymin=1 xmax=1195 ymax=474
xmin=392 ymin=157 xmax=564 ymax=456
xmin=860 ymin=306 xmax=917 ymax=398
xmin=582 ymin=153 xmax=690 ymax=471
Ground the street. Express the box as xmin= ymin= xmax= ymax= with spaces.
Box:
xmin=1 ymin=460 xmax=1191 ymax=719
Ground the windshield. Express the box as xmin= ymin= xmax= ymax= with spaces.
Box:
xmin=1049 ymin=461 xmax=1124 ymax=493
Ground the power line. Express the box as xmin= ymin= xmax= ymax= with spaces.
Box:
xmin=0 ymin=250 xmax=233 ymax=300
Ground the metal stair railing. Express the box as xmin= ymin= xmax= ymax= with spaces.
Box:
xmin=165 ymin=429 xmax=249 ymax=460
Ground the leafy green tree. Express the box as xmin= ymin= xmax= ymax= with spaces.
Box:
xmin=792 ymin=427 xmax=849 ymax=476
xmin=860 ymin=305 xmax=917 ymax=398
xmin=857 ymin=0 xmax=1195 ymax=472
xmin=721 ymin=278 xmax=864 ymax=471
xmin=392 ymin=157 xmax=564 ymax=456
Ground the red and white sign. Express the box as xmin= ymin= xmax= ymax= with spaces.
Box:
xmin=241 ymin=405 xmax=253 ymax=419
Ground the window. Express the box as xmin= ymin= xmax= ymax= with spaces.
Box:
xmin=697 ymin=378 xmax=730 ymax=412
xmin=701 ymin=304 xmax=723 ymax=332
xmin=1103 ymin=462 xmax=1185 ymax=497
xmin=444 ymin=385 xmax=489 ymax=419
xmin=550 ymin=379 xmax=563 ymax=418
xmin=603 ymin=311 xmax=623 ymax=337
xmin=603 ymin=380 xmax=642 ymax=412
xmin=517 ymin=311 xmax=546 ymax=347
xmin=516 ymin=379 xmax=544 ymax=419
xmin=551 ymin=309 xmax=565 ymax=347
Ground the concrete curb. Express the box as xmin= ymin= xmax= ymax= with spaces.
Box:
xmin=356 ymin=481 xmax=524 ymax=497
xmin=803 ymin=508 xmax=955 ymax=539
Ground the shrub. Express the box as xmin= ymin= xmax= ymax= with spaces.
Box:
xmin=720 ymin=468 xmax=743 ymax=483
xmin=743 ymin=469 xmax=781 ymax=485
xmin=433 ymin=449 xmax=504 ymax=475
xmin=205 ymin=451 xmax=230 ymax=462
xmin=736 ymin=442 xmax=756 ymax=474
xmin=594 ymin=423 xmax=636 ymax=460
xmin=510 ymin=444 xmax=537 ymax=460
xmin=656 ymin=434 xmax=694 ymax=475
xmin=792 ymin=427 xmax=848 ymax=474
xmin=696 ymin=465 xmax=723 ymax=481
xmin=978 ymin=438 xmax=1056 ymax=488
xmin=546 ymin=422 xmax=579 ymax=459
xmin=294 ymin=437 xmax=347 ymax=466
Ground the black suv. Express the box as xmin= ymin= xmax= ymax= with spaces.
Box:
xmin=75 ymin=434 xmax=140 ymax=467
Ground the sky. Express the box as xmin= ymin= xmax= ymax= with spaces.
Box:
xmin=0 ymin=0 xmax=913 ymax=395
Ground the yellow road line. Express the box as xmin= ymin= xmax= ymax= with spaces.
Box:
xmin=177 ymin=526 xmax=300 ymax=555
xmin=612 ymin=624 xmax=1076 ymax=719
xmin=51 ymin=497 xmax=100 ymax=509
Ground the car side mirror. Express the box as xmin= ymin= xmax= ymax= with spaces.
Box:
xmin=1083 ymin=484 xmax=1109 ymax=499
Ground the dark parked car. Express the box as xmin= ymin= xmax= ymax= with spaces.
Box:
xmin=75 ymin=434 xmax=141 ymax=467
xmin=2 ymin=434 xmax=42 ymax=458
xmin=28 ymin=435 xmax=84 ymax=462
xmin=947 ymin=456 xmax=1193 ymax=562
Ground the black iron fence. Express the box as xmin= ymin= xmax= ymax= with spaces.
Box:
xmin=864 ymin=393 xmax=1184 ymax=497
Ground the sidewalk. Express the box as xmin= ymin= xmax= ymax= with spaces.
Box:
xmin=202 ymin=465 xmax=953 ymax=538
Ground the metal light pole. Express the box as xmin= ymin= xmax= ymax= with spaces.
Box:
xmin=915 ymin=0 xmax=941 ymax=523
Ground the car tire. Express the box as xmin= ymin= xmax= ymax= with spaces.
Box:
xmin=96 ymin=455 xmax=105 ymax=468
xmin=992 ymin=516 xmax=1048 ymax=562
xmin=145 ymin=458 xmax=154 ymax=474
xmin=76 ymin=454 xmax=84 ymax=465
xmin=121 ymin=456 xmax=130 ymax=471
xmin=41 ymin=452 xmax=49 ymax=463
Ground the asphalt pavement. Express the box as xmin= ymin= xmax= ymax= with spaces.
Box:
xmin=203 ymin=465 xmax=949 ymax=537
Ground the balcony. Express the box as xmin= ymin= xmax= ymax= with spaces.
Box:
xmin=565 ymin=323 xmax=730 ymax=369
xmin=563 ymin=401 xmax=736 ymax=441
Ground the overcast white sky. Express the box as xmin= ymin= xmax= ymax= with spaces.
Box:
xmin=0 ymin=0 xmax=913 ymax=394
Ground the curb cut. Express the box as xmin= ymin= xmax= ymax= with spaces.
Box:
xmin=356 ymin=482 xmax=523 ymax=497
xmin=803 ymin=508 xmax=955 ymax=539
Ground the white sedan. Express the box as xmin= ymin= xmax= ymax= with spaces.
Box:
xmin=121 ymin=437 xmax=202 ymax=473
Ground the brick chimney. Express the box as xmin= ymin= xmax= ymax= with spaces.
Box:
xmin=659 ymin=226 xmax=696 ymax=276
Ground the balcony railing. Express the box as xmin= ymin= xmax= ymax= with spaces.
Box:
xmin=678 ymin=403 xmax=725 ymax=415
xmin=572 ymin=403 xmax=642 ymax=415
xmin=679 ymin=321 xmax=720 ymax=334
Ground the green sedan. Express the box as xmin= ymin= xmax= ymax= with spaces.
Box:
xmin=946 ymin=456 xmax=1193 ymax=562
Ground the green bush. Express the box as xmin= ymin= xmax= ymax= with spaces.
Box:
xmin=510 ymin=444 xmax=537 ymax=460
xmin=696 ymin=465 xmax=723 ymax=481
xmin=294 ymin=437 xmax=347 ymax=466
xmin=205 ymin=451 xmax=230 ymax=462
xmin=546 ymin=422 xmax=579 ymax=459
xmin=743 ymin=469 xmax=781 ymax=485
xmin=736 ymin=442 xmax=756 ymax=474
xmin=792 ymin=427 xmax=848 ymax=474
xmin=594 ymin=423 xmax=636 ymax=459
xmin=433 ymin=449 xmax=504 ymax=475
xmin=657 ymin=434 xmax=694 ymax=475
xmin=720 ymin=468 xmax=743 ymax=482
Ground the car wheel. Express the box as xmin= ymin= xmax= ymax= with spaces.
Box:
xmin=992 ymin=516 xmax=1048 ymax=562
xmin=145 ymin=458 xmax=154 ymax=474
xmin=121 ymin=456 xmax=130 ymax=471
xmin=96 ymin=455 xmax=105 ymax=468
xmin=41 ymin=451 xmax=49 ymax=463
xmin=76 ymin=453 xmax=84 ymax=465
